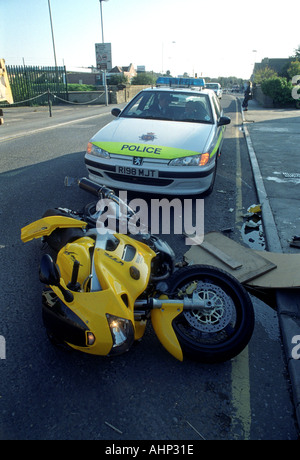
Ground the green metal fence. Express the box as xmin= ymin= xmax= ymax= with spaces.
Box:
xmin=0 ymin=65 xmax=68 ymax=107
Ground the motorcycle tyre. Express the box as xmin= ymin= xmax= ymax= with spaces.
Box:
xmin=168 ymin=265 xmax=255 ymax=363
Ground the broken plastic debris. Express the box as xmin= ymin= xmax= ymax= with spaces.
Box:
xmin=241 ymin=204 xmax=265 ymax=250
xmin=64 ymin=176 xmax=78 ymax=187
xmin=247 ymin=204 xmax=261 ymax=214
xmin=245 ymin=219 xmax=260 ymax=228
xmin=289 ymin=236 xmax=300 ymax=248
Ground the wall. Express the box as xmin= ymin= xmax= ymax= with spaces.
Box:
xmin=67 ymin=85 xmax=151 ymax=105
xmin=67 ymin=91 xmax=107 ymax=105
xmin=67 ymin=72 xmax=98 ymax=85
xmin=111 ymin=85 xmax=150 ymax=104
xmin=253 ymin=85 xmax=274 ymax=108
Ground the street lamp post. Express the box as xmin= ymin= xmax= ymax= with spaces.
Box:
xmin=48 ymin=0 xmax=57 ymax=68
xmin=162 ymin=41 xmax=176 ymax=76
xmin=99 ymin=0 xmax=109 ymax=106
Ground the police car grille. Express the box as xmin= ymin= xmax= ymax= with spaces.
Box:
xmin=106 ymin=172 xmax=173 ymax=186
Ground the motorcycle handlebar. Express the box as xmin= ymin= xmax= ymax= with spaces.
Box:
xmin=79 ymin=177 xmax=135 ymax=218
xmin=79 ymin=178 xmax=114 ymax=199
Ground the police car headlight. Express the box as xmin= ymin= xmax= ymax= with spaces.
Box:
xmin=87 ymin=142 xmax=110 ymax=159
xmin=169 ymin=153 xmax=209 ymax=166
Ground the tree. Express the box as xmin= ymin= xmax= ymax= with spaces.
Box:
xmin=293 ymin=45 xmax=300 ymax=59
xmin=261 ymin=77 xmax=293 ymax=105
xmin=254 ymin=66 xmax=278 ymax=84
xmin=107 ymin=74 xmax=128 ymax=85
xmin=287 ymin=61 xmax=300 ymax=79
xmin=131 ymin=72 xmax=157 ymax=85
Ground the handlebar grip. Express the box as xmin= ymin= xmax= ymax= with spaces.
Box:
xmin=79 ymin=178 xmax=115 ymax=198
xmin=70 ymin=260 xmax=80 ymax=286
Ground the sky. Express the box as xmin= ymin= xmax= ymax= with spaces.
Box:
xmin=1 ymin=0 xmax=300 ymax=80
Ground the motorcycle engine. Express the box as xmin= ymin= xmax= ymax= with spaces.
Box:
xmin=146 ymin=235 xmax=175 ymax=281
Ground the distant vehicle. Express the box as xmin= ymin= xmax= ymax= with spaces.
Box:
xmin=205 ymin=83 xmax=222 ymax=99
xmin=84 ymin=77 xmax=231 ymax=196
xmin=231 ymin=85 xmax=240 ymax=93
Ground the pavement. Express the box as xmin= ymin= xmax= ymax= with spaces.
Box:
xmin=239 ymin=96 xmax=300 ymax=433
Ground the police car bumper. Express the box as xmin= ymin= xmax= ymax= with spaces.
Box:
xmin=84 ymin=153 xmax=215 ymax=196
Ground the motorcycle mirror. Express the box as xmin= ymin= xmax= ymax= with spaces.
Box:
xmin=39 ymin=254 xmax=61 ymax=286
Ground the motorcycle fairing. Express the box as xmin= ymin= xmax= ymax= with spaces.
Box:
xmin=151 ymin=299 xmax=184 ymax=361
xmin=56 ymin=237 xmax=95 ymax=289
xmin=42 ymin=289 xmax=90 ymax=348
xmin=49 ymin=284 xmax=123 ymax=355
xmin=51 ymin=232 xmax=157 ymax=354
xmin=21 ymin=216 xmax=87 ymax=243
xmin=22 ymin=217 xmax=185 ymax=358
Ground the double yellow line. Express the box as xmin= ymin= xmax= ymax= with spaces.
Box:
xmin=230 ymin=101 xmax=251 ymax=440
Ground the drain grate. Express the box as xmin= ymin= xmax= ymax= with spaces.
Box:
xmin=282 ymin=172 xmax=300 ymax=178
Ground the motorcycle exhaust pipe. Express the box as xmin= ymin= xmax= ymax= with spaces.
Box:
xmin=79 ymin=177 xmax=114 ymax=198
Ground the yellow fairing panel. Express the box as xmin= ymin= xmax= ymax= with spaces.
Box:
xmin=50 ymin=285 xmax=123 ymax=355
xmin=57 ymin=237 xmax=94 ymax=289
xmin=93 ymin=234 xmax=156 ymax=307
xmin=151 ymin=301 xmax=183 ymax=361
xmin=21 ymin=216 xmax=87 ymax=242
xmin=55 ymin=233 xmax=156 ymax=351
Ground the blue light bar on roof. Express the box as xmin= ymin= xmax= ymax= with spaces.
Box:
xmin=156 ymin=77 xmax=205 ymax=87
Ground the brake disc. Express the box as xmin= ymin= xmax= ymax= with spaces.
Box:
xmin=183 ymin=281 xmax=234 ymax=333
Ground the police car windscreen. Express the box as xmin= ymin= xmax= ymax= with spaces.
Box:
xmin=121 ymin=91 xmax=213 ymax=124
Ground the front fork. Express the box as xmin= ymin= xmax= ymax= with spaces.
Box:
xmin=134 ymin=294 xmax=209 ymax=312
xmin=134 ymin=295 xmax=209 ymax=362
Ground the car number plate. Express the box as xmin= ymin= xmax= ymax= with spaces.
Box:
xmin=116 ymin=166 xmax=158 ymax=178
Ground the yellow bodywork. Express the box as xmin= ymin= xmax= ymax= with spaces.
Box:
xmin=53 ymin=231 xmax=155 ymax=355
xmin=21 ymin=216 xmax=185 ymax=359
xmin=151 ymin=297 xmax=183 ymax=361
xmin=21 ymin=216 xmax=87 ymax=242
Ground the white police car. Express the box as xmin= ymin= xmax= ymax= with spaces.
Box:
xmin=84 ymin=77 xmax=230 ymax=196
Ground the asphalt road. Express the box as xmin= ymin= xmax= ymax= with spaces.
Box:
xmin=0 ymin=96 xmax=298 ymax=440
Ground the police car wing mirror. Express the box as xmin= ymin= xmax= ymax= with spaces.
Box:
xmin=111 ymin=108 xmax=121 ymax=117
xmin=218 ymin=116 xmax=231 ymax=127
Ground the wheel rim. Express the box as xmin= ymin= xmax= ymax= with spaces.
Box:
xmin=183 ymin=281 xmax=234 ymax=333
xmin=175 ymin=277 xmax=240 ymax=346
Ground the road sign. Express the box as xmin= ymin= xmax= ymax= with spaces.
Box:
xmin=95 ymin=43 xmax=112 ymax=71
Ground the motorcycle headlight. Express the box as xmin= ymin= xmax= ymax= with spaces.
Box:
xmin=87 ymin=142 xmax=110 ymax=159
xmin=169 ymin=153 xmax=209 ymax=166
xmin=106 ymin=314 xmax=134 ymax=355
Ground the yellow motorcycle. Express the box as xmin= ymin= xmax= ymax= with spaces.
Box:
xmin=21 ymin=179 xmax=254 ymax=363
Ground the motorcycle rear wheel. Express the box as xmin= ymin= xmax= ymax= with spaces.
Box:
xmin=168 ymin=265 xmax=254 ymax=363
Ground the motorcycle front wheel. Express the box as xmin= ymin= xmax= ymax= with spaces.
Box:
xmin=168 ymin=265 xmax=255 ymax=363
